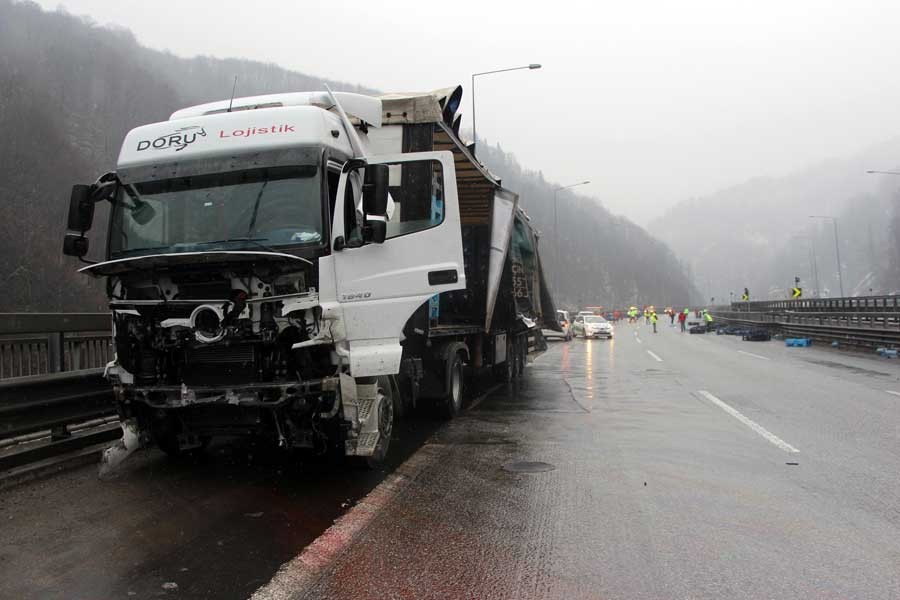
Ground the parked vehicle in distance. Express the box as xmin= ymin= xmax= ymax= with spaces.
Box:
xmin=572 ymin=315 xmax=614 ymax=339
xmin=542 ymin=309 xmax=573 ymax=341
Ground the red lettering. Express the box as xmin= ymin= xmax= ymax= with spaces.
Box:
xmin=283 ymin=125 xmax=295 ymax=132
xmin=219 ymin=130 xmax=230 ymax=138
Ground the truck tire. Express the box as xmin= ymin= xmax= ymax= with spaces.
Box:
xmin=438 ymin=352 xmax=465 ymax=419
xmin=494 ymin=336 xmax=517 ymax=383
xmin=516 ymin=336 xmax=527 ymax=377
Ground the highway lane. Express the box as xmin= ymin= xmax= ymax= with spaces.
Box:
xmin=4 ymin=324 xmax=900 ymax=599
xmin=265 ymin=323 xmax=900 ymax=599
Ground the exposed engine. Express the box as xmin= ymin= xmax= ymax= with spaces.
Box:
xmin=106 ymin=262 xmax=344 ymax=454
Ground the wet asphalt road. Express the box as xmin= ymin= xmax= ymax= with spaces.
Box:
xmin=0 ymin=412 xmax=444 ymax=600
xmin=274 ymin=322 xmax=900 ymax=599
xmin=5 ymin=322 xmax=900 ymax=599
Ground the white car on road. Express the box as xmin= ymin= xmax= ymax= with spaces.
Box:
xmin=542 ymin=310 xmax=573 ymax=341
xmin=572 ymin=315 xmax=614 ymax=339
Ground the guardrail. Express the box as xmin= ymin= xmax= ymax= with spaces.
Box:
xmin=0 ymin=313 xmax=111 ymax=379
xmin=0 ymin=314 xmax=117 ymax=472
xmin=729 ymin=295 xmax=900 ymax=313
xmin=712 ymin=304 xmax=900 ymax=349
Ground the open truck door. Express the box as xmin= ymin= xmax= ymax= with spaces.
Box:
xmin=329 ymin=151 xmax=465 ymax=376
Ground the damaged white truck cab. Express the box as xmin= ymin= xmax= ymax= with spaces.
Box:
xmin=64 ymin=87 xmax=556 ymax=468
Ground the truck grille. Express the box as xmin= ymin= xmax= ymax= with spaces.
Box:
xmin=186 ymin=344 xmax=254 ymax=366
xmin=184 ymin=344 xmax=255 ymax=385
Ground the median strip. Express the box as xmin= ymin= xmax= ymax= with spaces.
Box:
xmin=697 ymin=390 xmax=799 ymax=453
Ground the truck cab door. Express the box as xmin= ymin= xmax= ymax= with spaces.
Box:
xmin=330 ymin=151 xmax=465 ymax=376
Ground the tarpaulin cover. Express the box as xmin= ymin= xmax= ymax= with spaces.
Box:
xmin=508 ymin=214 xmax=559 ymax=331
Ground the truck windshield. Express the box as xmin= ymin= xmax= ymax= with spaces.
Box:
xmin=109 ymin=165 xmax=322 ymax=257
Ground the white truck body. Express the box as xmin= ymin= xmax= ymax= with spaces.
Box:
xmin=64 ymin=87 xmax=554 ymax=466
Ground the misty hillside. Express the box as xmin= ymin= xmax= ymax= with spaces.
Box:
xmin=477 ymin=144 xmax=695 ymax=309
xmin=0 ymin=0 xmax=692 ymax=312
xmin=649 ymin=139 xmax=900 ymax=301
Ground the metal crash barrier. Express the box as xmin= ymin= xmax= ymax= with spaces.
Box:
xmin=712 ymin=296 xmax=900 ymax=348
xmin=0 ymin=314 xmax=118 ymax=472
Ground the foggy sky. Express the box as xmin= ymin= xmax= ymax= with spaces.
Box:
xmin=34 ymin=0 xmax=900 ymax=224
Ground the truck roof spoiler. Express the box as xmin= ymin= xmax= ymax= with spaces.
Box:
xmin=169 ymin=91 xmax=383 ymax=128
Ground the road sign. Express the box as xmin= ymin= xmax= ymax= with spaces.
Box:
xmin=791 ymin=287 xmax=802 ymax=299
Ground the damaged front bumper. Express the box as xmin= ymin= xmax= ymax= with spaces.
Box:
xmin=125 ymin=378 xmax=340 ymax=409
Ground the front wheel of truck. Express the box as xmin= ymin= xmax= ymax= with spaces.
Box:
xmin=438 ymin=353 xmax=465 ymax=419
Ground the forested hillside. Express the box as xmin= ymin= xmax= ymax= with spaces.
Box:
xmin=0 ymin=0 xmax=693 ymax=312
xmin=477 ymin=144 xmax=695 ymax=308
xmin=649 ymin=138 xmax=900 ymax=301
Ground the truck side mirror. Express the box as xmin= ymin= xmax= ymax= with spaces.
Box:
xmin=361 ymin=164 xmax=389 ymax=244
xmin=362 ymin=164 xmax=389 ymax=216
xmin=67 ymin=184 xmax=94 ymax=232
xmin=363 ymin=217 xmax=387 ymax=244
xmin=63 ymin=233 xmax=89 ymax=257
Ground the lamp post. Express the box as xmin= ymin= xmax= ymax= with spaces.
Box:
xmin=471 ymin=64 xmax=541 ymax=149
xmin=553 ymin=180 xmax=591 ymax=292
xmin=809 ymin=215 xmax=844 ymax=297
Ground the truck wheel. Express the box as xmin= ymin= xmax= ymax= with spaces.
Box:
xmin=516 ymin=337 xmax=527 ymax=376
xmin=438 ymin=353 xmax=465 ymax=419
xmin=494 ymin=337 xmax=516 ymax=383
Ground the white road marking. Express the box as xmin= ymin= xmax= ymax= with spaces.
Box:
xmin=646 ymin=350 xmax=663 ymax=362
xmin=885 ymin=390 xmax=900 ymax=398
xmin=737 ymin=350 xmax=770 ymax=361
xmin=633 ymin=332 xmax=643 ymax=344
xmin=697 ymin=390 xmax=799 ymax=453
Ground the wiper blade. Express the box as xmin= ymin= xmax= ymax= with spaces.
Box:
xmin=200 ymin=237 xmax=278 ymax=253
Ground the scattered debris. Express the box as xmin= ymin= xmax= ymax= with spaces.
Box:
xmin=785 ymin=338 xmax=812 ymax=347
xmin=162 ymin=582 xmax=179 ymax=591
xmin=244 ymin=512 xmax=264 ymax=518
xmin=786 ymin=462 xmax=799 ymax=466
xmin=98 ymin=418 xmax=143 ymax=479
xmin=876 ymin=347 xmax=898 ymax=358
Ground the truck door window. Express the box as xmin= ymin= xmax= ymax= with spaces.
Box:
xmin=384 ymin=160 xmax=445 ymax=239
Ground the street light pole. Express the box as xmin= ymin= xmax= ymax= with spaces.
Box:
xmin=809 ymin=215 xmax=844 ymax=297
xmin=471 ymin=64 xmax=541 ymax=149
xmin=553 ymin=180 xmax=591 ymax=292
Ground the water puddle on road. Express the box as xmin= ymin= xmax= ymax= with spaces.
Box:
xmin=803 ymin=359 xmax=892 ymax=378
